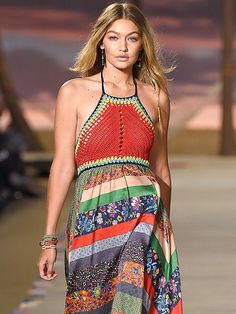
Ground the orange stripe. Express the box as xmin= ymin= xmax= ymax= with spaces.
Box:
xmin=171 ymin=299 xmax=183 ymax=314
xmin=149 ymin=302 xmax=158 ymax=314
xmin=71 ymin=213 xmax=155 ymax=250
xmin=144 ymin=272 xmax=158 ymax=314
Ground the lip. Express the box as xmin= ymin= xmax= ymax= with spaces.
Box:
xmin=116 ymin=56 xmax=129 ymax=59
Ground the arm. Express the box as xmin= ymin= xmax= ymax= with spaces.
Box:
xmin=149 ymin=89 xmax=172 ymax=219
xmin=44 ymin=81 xmax=78 ymax=234
xmin=37 ymin=80 xmax=79 ymax=280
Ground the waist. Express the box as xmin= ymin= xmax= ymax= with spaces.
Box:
xmin=77 ymin=155 xmax=150 ymax=177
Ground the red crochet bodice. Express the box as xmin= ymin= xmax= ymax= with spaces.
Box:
xmin=75 ymin=69 xmax=155 ymax=176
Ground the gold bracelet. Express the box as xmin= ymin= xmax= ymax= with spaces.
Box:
xmin=41 ymin=244 xmax=57 ymax=250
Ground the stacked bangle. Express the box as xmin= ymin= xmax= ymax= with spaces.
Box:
xmin=39 ymin=234 xmax=58 ymax=250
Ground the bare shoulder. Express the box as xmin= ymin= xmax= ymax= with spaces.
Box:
xmin=58 ymin=77 xmax=87 ymax=99
xmin=59 ymin=74 xmax=101 ymax=100
xmin=56 ymin=75 xmax=101 ymax=117
xmin=135 ymin=79 xmax=170 ymax=124
xmin=137 ymin=79 xmax=168 ymax=105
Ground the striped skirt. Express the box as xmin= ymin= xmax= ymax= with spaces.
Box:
xmin=64 ymin=163 xmax=183 ymax=313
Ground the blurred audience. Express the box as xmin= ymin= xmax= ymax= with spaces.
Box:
xmin=0 ymin=104 xmax=39 ymax=211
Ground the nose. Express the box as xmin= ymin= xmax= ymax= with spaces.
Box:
xmin=119 ymin=39 xmax=128 ymax=51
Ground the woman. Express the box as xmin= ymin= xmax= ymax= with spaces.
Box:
xmin=37 ymin=2 xmax=183 ymax=313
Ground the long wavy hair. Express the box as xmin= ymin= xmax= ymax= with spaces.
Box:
xmin=70 ymin=2 xmax=176 ymax=131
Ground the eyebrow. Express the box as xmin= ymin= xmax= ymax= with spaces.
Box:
xmin=107 ymin=30 xmax=140 ymax=35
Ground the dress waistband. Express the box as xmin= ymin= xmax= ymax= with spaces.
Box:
xmin=77 ymin=155 xmax=150 ymax=176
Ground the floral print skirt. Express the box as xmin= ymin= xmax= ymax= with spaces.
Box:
xmin=64 ymin=163 xmax=183 ymax=313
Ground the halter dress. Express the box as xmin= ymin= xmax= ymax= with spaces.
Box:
xmin=64 ymin=69 xmax=183 ymax=314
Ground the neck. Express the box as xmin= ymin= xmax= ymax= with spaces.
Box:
xmin=102 ymin=66 xmax=134 ymax=88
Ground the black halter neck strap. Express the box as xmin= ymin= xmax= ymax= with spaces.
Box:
xmin=101 ymin=68 xmax=137 ymax=97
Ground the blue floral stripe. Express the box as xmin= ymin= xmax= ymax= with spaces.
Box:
xmin=74 ymin=194 xmax=159 ymax=238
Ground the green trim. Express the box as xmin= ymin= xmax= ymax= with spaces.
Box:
xmin=150 ymin=233 xmax=179 ymax=282
xmin=79 ymin=184 xmax=156 ymax=213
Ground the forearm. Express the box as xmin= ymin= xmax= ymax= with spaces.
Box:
xmin=156 ymin=167 xmax=172 ymax=218
xmin=44 ymin=159 xmax=75 ymax=234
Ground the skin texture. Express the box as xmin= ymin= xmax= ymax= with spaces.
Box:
xmin=37 ymin=18 xmax=171 ymax=281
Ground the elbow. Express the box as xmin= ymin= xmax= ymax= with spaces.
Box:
xmin=50 ymin=157 xmax=76 ymax=178
xmin=154 ymin=165 xmax=171 ymax=184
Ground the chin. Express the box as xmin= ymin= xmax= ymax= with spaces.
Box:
xmin=113 ymin=63 xmax=133 ymax=70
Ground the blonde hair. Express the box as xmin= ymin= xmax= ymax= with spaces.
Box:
xmin=70 ymin=1 xmax=176 ymax=132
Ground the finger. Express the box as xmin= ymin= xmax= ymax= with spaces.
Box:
xmin=49 ymin=271 xmax=58 ymax=280
xmin=38 ymin=262 xmax=51 ymax=280
xmin=47 ymin=262 xmax=54 ymax=279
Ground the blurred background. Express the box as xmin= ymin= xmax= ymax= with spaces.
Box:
xmin=0 ymin=1 xmax=235 ymax=313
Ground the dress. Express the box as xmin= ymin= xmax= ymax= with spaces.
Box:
xmin=64 ymin=69 xmax=183 ymax=314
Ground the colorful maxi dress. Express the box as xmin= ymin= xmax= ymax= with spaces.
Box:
xmin=64 ymin=69 xmax=183 ymax=314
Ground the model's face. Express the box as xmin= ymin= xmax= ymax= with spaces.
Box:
xmin=100 ymin=18 xmax=142 ymax=69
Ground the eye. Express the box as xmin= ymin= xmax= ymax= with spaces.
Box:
xmin=109 ymin=36 xmax=118 ymax=40
xmin=129 ymin=37 xmax=138 ymax=42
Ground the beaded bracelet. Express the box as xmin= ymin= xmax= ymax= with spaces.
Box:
xmin=41 ymin=244 xmax=57 ymax=250
xmin=39 ymin=234 xmax=58 ymax=249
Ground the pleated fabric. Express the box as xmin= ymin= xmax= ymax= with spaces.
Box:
xmin=64 ymin=163 xmax=183 ymax=313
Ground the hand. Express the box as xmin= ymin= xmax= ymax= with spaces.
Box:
xmin=37 ymin=248 xmax=58 ymax=280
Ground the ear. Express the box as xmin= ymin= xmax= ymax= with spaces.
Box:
xmin=100 ymin=44 xmax=104 ymax=49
